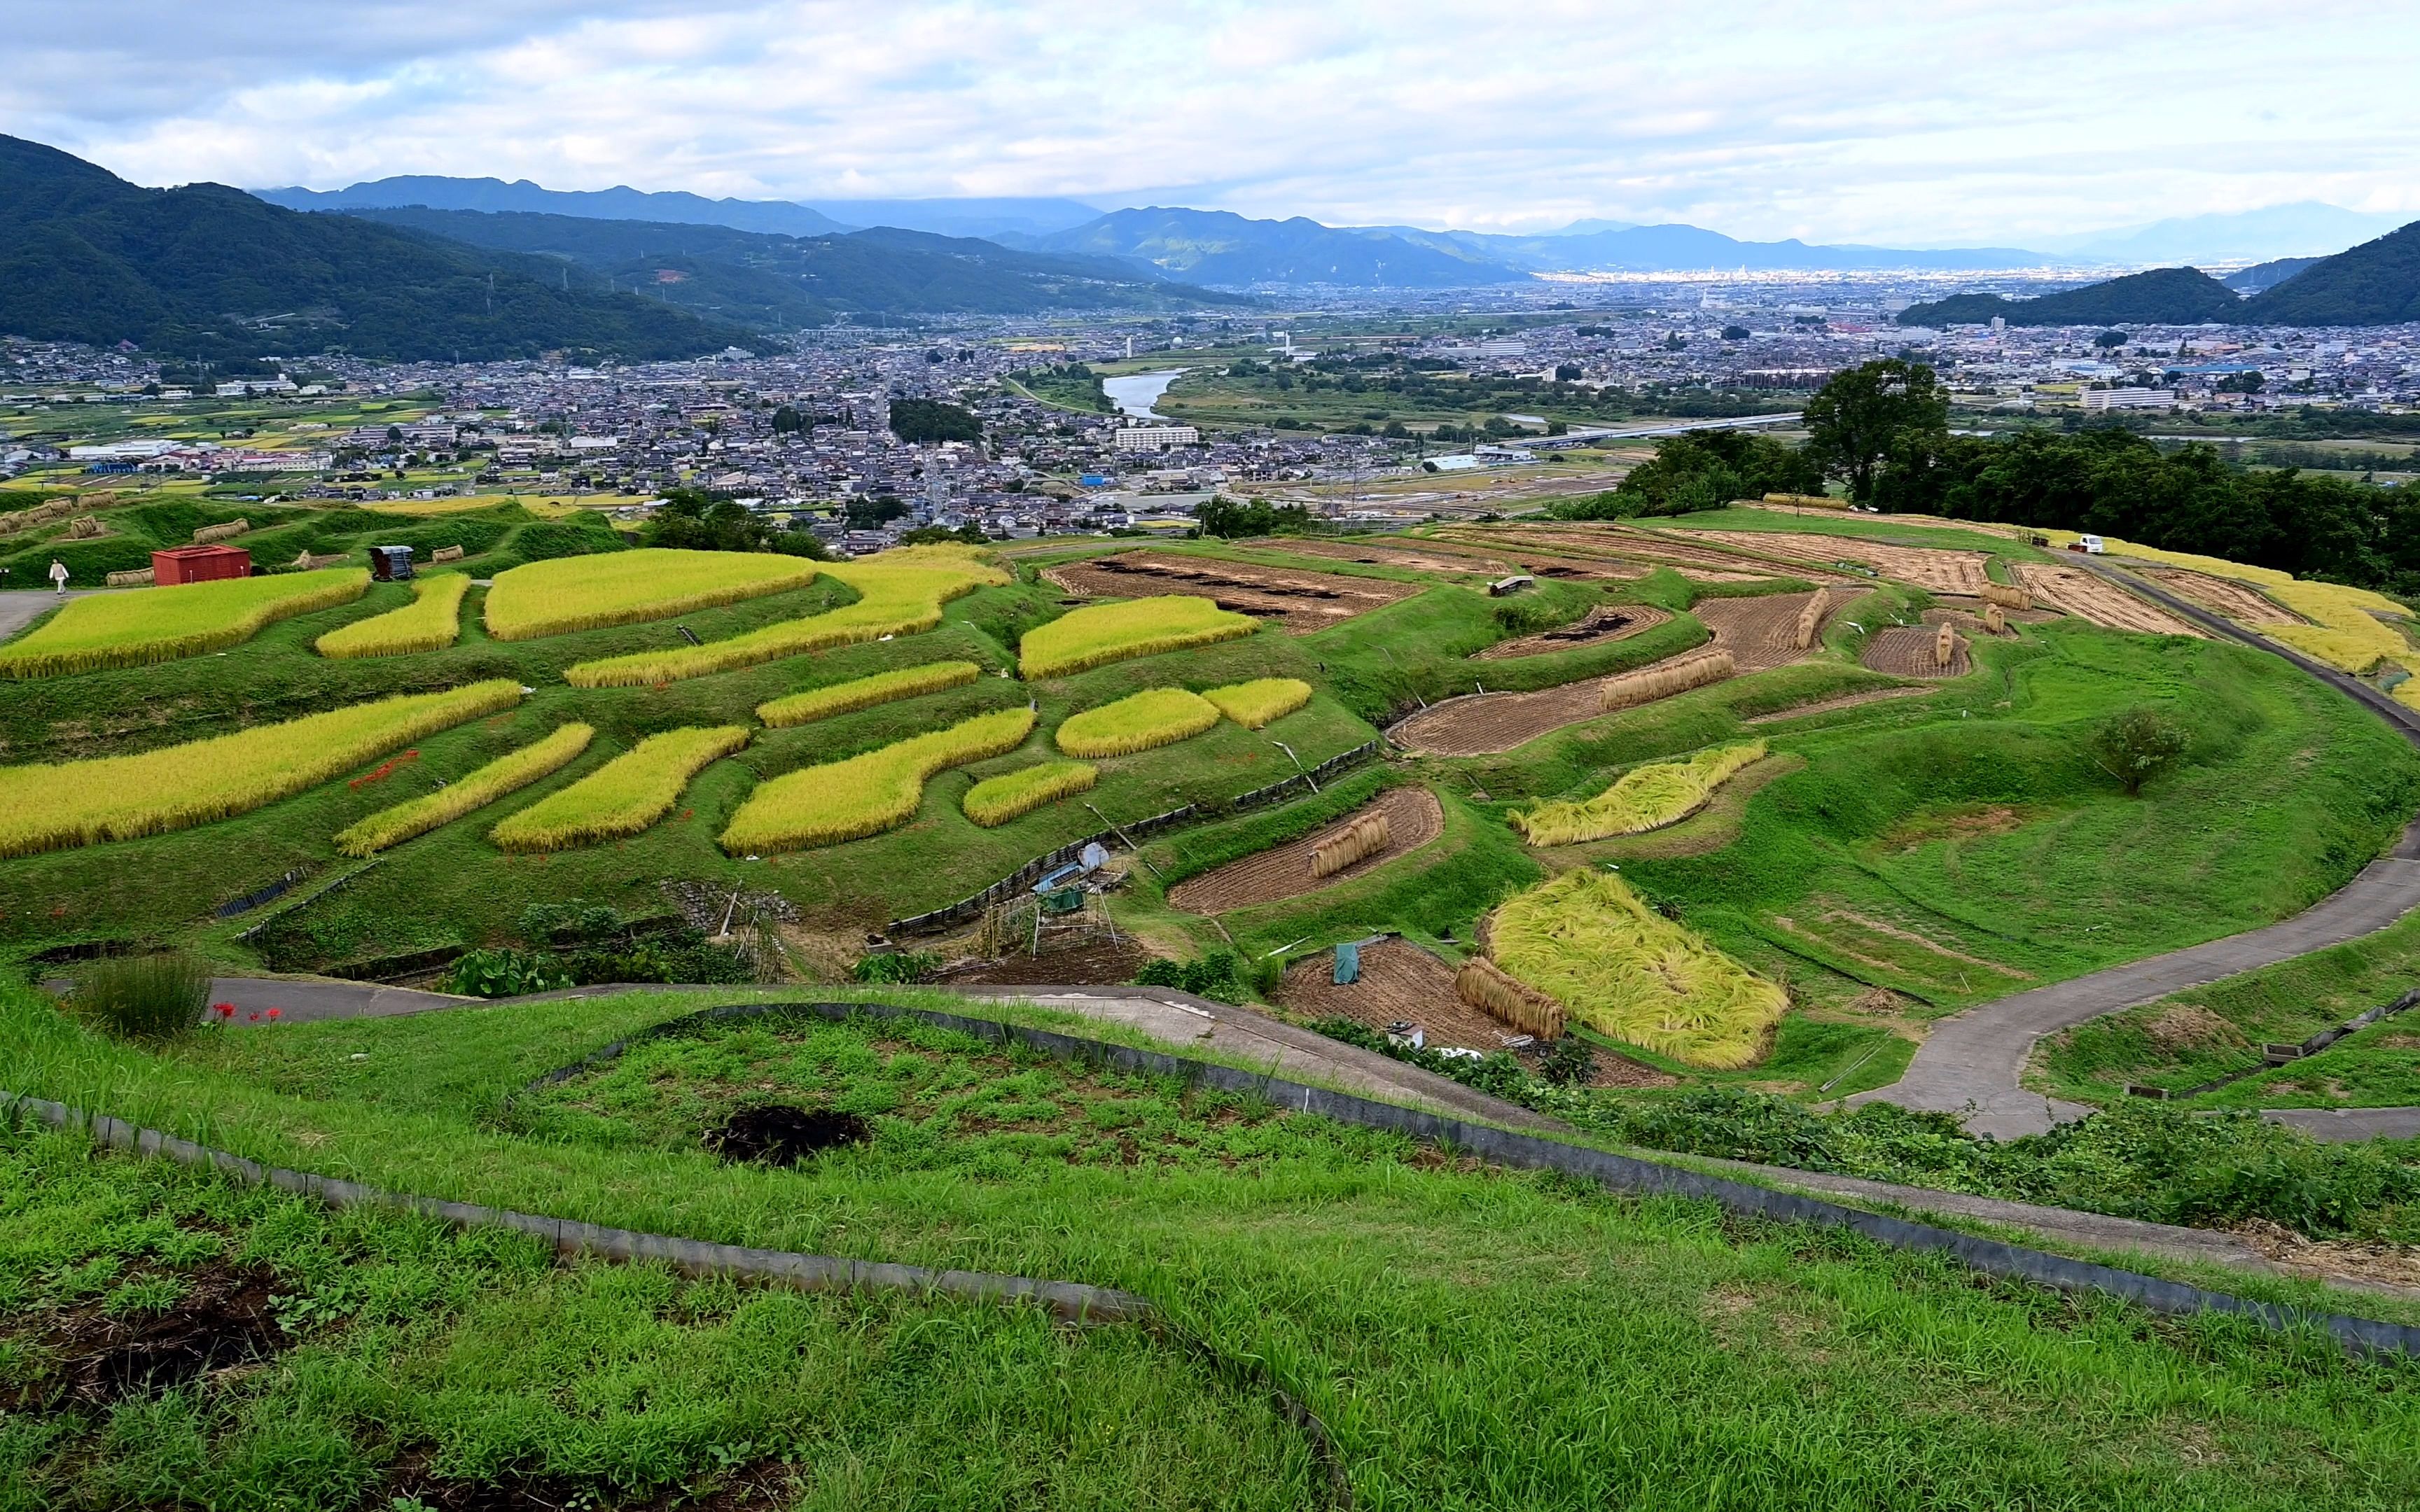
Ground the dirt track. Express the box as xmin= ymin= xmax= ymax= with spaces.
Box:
xmin=1166 ymin=786 xmax=1445 ymax=914
xmin=2014 ymin=563 xmax=2203 ymax=637
xmin=1475 ymin=603 xmax=1672 ymax=659
xmin=1044 ymin=550 xmax=1421 ymax=630
xmin=1861 ymin=626 xmax=1970 ymax=678
xmin=2139 ymin=568 xmax=2302 ymax=626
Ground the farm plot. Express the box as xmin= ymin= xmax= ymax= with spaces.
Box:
xmin=1057 ymin=688 xmax=1223 ymax=757
xmin=1511 ymin=741 xmax=1767 ymax=847
xmin=757 ymin=661 xmax=980 ymax=729
xmin=1394 ymin=641 xmax=1746 ymax=757
xmin=0 ymin=567 xmax=368 ymax=678
xmin=1242 ymin=537 xmax=1508 ymax=577
xmin=1685 ymin=531 xmax=1994 ymax=594
xmin=335 ymin=722 xmax=593 ymax=856
xmin=314 ymin=572 xmax=468 ymax=658
xmin=482 ymin=548 xmax=821 ymax=640
xmin=1424 ymin=530 xmax=1644 ymax=580
xmin=1503 ymin=525 xmax=1835 ymax=583
xmin=1273 ymin=937 xmax=1527 ymax=1054
xmin=1860 ymin=626 xmax=1970 ymax=678
xmin=1043 ymin=550 xmax=1422 ymax=630
xmin=1019 ymin=596 xmax=1257 ymax=678
xmin=490 ymin=725 xmax=751 ymax=852
xmin=2012 ymin=563 xmax=2202 ymax=637
xmin=1475 ymin=603 xmax=1671 ymax=659
xmin=1167 ymin=786 xmax=1444 ymax=913
xmin=721 ymin=706 xmax=1036 ymax=854
xmin=2139 ymin=568 xmax=2302 ymax=626
xmin=1695 ymin=589 xmax=1841 ymax=672
xmin=963 ymin=760 xmax=1097 ymax=827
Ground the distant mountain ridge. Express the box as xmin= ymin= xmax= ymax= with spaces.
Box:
xmin=257 ymin=178 xmax=1105 ymax=241
xmin=2035 ymin=202 xmax=2413 ymax=265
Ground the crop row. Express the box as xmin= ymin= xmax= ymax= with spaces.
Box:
xmin=315 ymin=573 xmax=471 ymax=659
xmin=333 ymin=723 xmax=594 ymax=856
xmin=0 ymin=568 xmax=369 ymax=678
xmin=721 ymin=707 xmax=1036 ymax=853
xmin=481 ymin=548 xmax=821 ymax=641
xmin=757 ymin=660 xmax=982 ymax=728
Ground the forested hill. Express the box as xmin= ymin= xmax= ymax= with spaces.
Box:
xmin=1900 ymin=219 xmax=2420 ymax=328
xmin=0 ymin=134 xmax=758 ymax=363
xmin=335 ymin=206 xmax=1249 ymax=321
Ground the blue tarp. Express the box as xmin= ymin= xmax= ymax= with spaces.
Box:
xmin=1333 ymin=941 xmax=1361 ymax=986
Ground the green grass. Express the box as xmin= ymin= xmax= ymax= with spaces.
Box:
xmin=0 ymin=568 xmax=369 ymax=678
xmin=6 ymin=983 xmax=2420 ymax=1509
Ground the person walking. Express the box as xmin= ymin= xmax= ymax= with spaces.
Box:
xmin=48 ymin=558 xmax=69 ymax=594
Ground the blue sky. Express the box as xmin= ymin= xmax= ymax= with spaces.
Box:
xmin=4 ymin=0 xmax=2416 ymax=244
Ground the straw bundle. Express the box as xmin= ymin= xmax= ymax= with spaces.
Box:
xmin=1792 ymin=592 xmax=1825 ymax=650
xmin=193 ymin=518 xmax=251 ymax=544
xmin=432 ymin=544 xmax=466 ymax=563
xmin=1456 ymin=958 xmax=1565 ymax=1040
xmin=1934 ymin=622 xmax=1956 ymax=668
xmin=1599 ymin=648 xmax=1733 ymax=713
xmin=1983 ymin=604 xmax=2006 ymax=635
xmin=1309 ymin=813 xmax=1392 ymax=878
xmin=1980 ymin=582 xmax=2031 ymax=610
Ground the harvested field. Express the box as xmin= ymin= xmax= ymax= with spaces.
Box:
xmin=1392 ymin=646 xmax=1737 ymax=757
xmin=2013 ymin=563 xmax=2204 ymax=637
xmin=937 ymin=935 xmax=1156 ymax=986
xmin=1425 ymin=531 xmax=1643 ymax=580
xmin=1240 ymin=537 xmax=1508 ymax=577
xmin=1043 ymin=550 xmax=1421 ymax=630
xmin=1696 ymin=589 xmax=1842 ymax=673
xmin=2140 ymin=568 xmax=2304 ymax=626
xmin=1166 ymin=786 xmax=1443 ymax=913
xmin=1442 ymin=526 xmax=1780 ymax=582
xmin=1274 ymin=937 xmax=1625 ymax=1065
xmin=1685 ymin=531 xmax=1994 ymax=595
xmin=1861 ymin=626 xmax=1970 ymax=678
xmin=1745 ymin=687 xmax=1937 ymax=724
xmin=1475 ymin=603 xmax=1671 ymax=659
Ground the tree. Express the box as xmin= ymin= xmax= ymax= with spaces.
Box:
xmin=1196 ymin=496 xmax=1316 ymax=539
xmin=899 ymin=524 xmax=992 ymax=546
xmin=2095 ymin=329 xmax=2130 ymax=350
xmin=2088 ymin=707 xmax=2190 ymax=794
xmin=1550 ymin=429 xmax=1823 ymax=520
xmin=770 ymin=405 xmax=805 ymax=433
xmin=888 ymin=399 xmax=981 ymax=445
xmin=1802 ymin=358 xmax=1949 ymax=505
xmin=1554 ymin=363 xmax=1583 ymax=381
xmin=1721 ymin=325 xmax=1750 ymax=342
xmin=643 ymin=490 xmax=829 ymax=558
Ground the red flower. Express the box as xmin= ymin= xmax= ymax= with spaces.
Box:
xmin=265 ymin=1007 xmax=281 ymax=1020
xmin=248 ymin=1011 xmax=260 ymax=1021
xmin=214 ymin=1002 xmax=235 ymax=1018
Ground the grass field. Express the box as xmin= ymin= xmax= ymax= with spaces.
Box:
xmin=963 ymin=760 xmax=1098 ymax=827
xmin=0 ymin=568 xmax=368 ymax=678
xmin=313 ymin=571 xmax=470 ymax=659
xmin=489 ymin=726 xmax=752 ymax=852
xmin=333 ymin=723 xmax=594 ymax=858
xmin=721 ymin=707 xmax=1038 ymax=854
xmin=1055 ymin=688 xmax=1223 ymax=757
xmin=1020 ymin=596 xmax=1258 ymax=678
xmin=482 ymin=548 xmax=821 ymax=640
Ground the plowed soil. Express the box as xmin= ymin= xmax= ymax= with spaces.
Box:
xmin=1443 ymin=526 xmax=1786 ymax=582
xmin=2014 ymin=563 xmax=2204 ymax=637
xmin=936 ymin=936 xmax=1157 ymax=986
xmin=1696 ymin=589 xmax=1842 ymax=672
xmin=1391 ymin=645 xmax=1741 ymax=756
xmin=1243 ymin=537 xmax=1510 ymax=578
xmin=1861 ymin=626 xmax=1970 ymax=678
xmin=2139 ymin=568 xmax=2303 ymax=626
xmin=1167 ymin=786 xmax=1445 ymax=913
xmin=8 ymin=1261 xmax=289 ymax=1410
xmin=1686 ymin=531 xmax=1994 ymax=594
xmin=1475 ymin=603 xmax=1672 ymax=659
xmin=1043 ymin=550 xmax=1422 ymax=629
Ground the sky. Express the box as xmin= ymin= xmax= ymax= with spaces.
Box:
xmin=5 ymin=0 xmax=2418 ymax=246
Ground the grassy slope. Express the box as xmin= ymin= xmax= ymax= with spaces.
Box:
xmin=5 ymin=983 xmax=2419 ymax=1510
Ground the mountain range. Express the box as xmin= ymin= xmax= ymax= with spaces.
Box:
xmin=257 ymin=179 xmax=1106 ymax=241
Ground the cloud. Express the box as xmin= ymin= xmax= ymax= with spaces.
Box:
xmin=3 ymin=0 xmax=2415 ymax=244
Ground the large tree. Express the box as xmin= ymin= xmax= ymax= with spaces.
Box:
xmin=1803 ymin=358 xmax=1949 ymax=504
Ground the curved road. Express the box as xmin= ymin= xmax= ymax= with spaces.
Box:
xmin=1858 ymin=558 xmax=2420 ymax=1139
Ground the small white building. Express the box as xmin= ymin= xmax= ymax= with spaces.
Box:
xmin=1113 ymin=424 xmax=1201 ymax=451
xmin=2082 ymin=387 xmax=2176 ymax=412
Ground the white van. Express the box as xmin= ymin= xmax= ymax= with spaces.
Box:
xmin=2077 ymin=534 xmax=2106 ymax=554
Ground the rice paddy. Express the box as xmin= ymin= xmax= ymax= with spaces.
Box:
xmin=962 ymin=760 xmax=1099 ymax=827
xmin=720 ymin=706 xmax=1037 ymax=853
xmin=1018 ymin=595 xmax=1258 ymax=678
xmin=563 ymin=550 xmax=1007 ymax=687
xmin=480 ymin=548 xmax=821 ymax=641
xmin=1201 ymin=677 xmax=1314 ymax=729
xmin=757 ymin=660 xmax=982 ymax=728
xmin=314 ymin=572 xmax=471 ymax=659
xmin=0 ymin=568 xmax=368 ymax=678
xmin=1055 ymin=688 xmax=1223 ymax=758
xmin=0 ymin=679 xmax=522 ymax=858
xmin=1512 ymin=741 xmax=1768 ymax=847
xmin=488 ymin=726 xmax=751 ymax=852
xmin=1489 ymin=869 xmax=1789 ymax=1068
xmin=333 ymin=723 xmax=594 ymax=857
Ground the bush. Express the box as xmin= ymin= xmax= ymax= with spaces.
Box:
xmin=1135 ymin=951 xmax=1249 ymax=1004
xmin=853 ymin=951 xmax=942 ymax=985
xmin=1538 ymin=1033 xmax=1598 ymax=1086
xmin=76 ymin=953 xmax=212 ymax=1042
xmin=443 ymin=948 xmax=574 ymax=998
xmin=2089 ymin=706 xmax=2191 ymax=794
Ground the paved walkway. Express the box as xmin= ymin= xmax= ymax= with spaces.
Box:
xmin=1858 ymin=559 xmax=2420 ymax=1138
xmin=0 ymin=588 xmax=90 ymax=639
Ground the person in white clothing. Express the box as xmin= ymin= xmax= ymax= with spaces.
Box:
xmin=48 ymin=559 xmax=69 ymax=594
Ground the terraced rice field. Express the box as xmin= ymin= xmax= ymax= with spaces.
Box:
xmin=0 ymin=568 xmax=369 ymax=677
xmin=314 ymin=573 xmax=470 ymax=658
xmin=1474 ymin=604 xmax=1671 ymax=660
xmin=1019 ymin=596 xmax=1257 ymax=678
xmin=1242 ymin=537 xmax=1509 ymax=577
xmin=2139 ymin=568 xmax=2304 ymax=626
xmin=1514 ymin=525 xmax=1840 ymax=583
xmin=1685 ymin=531 xmax=1994 ymax=595
xmin=1043 ymin=550 xmax=1422 ymax=630
xmin=1272 ymin=936 xmax=1525 ymax=1054
xmin=1859 ymin=625 xmax=1971 ymax=678
xmin=2014 ymin=563 xmax=2203 ymax=637
xmin=1694 ymin=589 xmax=1842 ymax=672
xmin=1166 ymin=786 xmax=1443 ymax=913
xmin=721 ymin=707 xmax=1036 ymax=853
xmin=482 ymin=549 xmax=821 ymax=640
xmin=489 ymin=725 xmax=751 ymax=851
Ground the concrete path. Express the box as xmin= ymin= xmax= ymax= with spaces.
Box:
xmin=2264 ymin=1107 xmax=2420 ymax=1142
xmin=1858 ymin=559 xmax=2420 ymax=1138
xmin=0 ymin=588 xmax=89 ymax=640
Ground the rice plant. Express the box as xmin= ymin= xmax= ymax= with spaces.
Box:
xmin=489 ymin=726 xmax=752 ymax=852
xmin=1488 ymin=869 xmax=1786 ymax=1070
xmin=74 ymin=951 xmax=212 ymax=1042
xmin=0 ymin=567 xmax=369 ymax=678
xmin=758 ymin=659 xmax=982 ymax=728
xmin=1054 ymin=688 xmax=1221 ymax=757
xmin=482 ymin=547 xmax=822 ymax=640
xmin=963 ymin=760 xmax=1097 ymax=827
xmin=1598 ymin=648 xmax=1733 ymax=713
xmin=333 ymin=723 xmax=594 ymax=856
xmin=721 ymin=706 xmax=1036 ymax=853
xmin=1019 ymin=596 xmax=1257 ymax=678
xmin=1202 ymin=677 xmax=1312 ymax=729
xmin=564 ymin=550 xmax=1006 ymax=687
xmin=315 ymin=572 xmax=471 ymax=659
xmin=1510 ymin=741 xmax=1767 ymax=847
xmin=0 ymin=678 xmax=523 ymax=858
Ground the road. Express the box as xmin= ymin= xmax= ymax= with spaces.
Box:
xmin=1858 ymin=557 xmax=2420 ymax=1138
xmin=0 ymin=588 xmax=89 ymax=640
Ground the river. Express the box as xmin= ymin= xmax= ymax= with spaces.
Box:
xmin=1101 ymin=369 xmax=1188 ymax=421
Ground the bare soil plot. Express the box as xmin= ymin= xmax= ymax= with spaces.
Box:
xmin=1043 ymin=550 xmax=1423 ymax=630
xmin=1861 ymin=626 xmax=1970 ymax=678
xmin=2012 ymin=563 xmax=2204 ymax=637
xmin=1243 ymin=537 xmax=1508 ymax=578
xmin=1475 ymin=603 xmax=1672 ymax=659
xmin=936 ymin=935 xmax=1157 ymax=986
xmin=1695 ymin=589 xmax=1842 ymax=673
xmin=1447 ymin=525 xmax=1789 ymax=582
xmin=1686 ymin=531 xmax=1994 ymax=595
xmin=1393 ymin=646 xmax=1744 ymax=756
xmin=1167 ymin=786 xmax=1445 ymax=914
xmin=2139 ymin=568 xmax=2304 ymax=626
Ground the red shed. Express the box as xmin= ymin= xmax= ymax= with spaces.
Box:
xmin=152 ymin=545 xmax=253 ymax=584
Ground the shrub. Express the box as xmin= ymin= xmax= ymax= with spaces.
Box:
xmin=76 ymin=953 xmax=212 ymax=1042
xmin=443 ymin=948 xmax=575 ymax=998
xmin=1510 ymin=741 xmax=1766 ymax=846
xmin=757 ymin=660 xmax=982 ymax=728
xmin=1135 ymin=951 xmax=1249 ymax=1004
xmin=564 ymin=550 xmax=1006 ymax=687
xmin=963 ymin=760 xmax=1098 ymax=827
xmin=333 ymin=724 xmax=594 ymax=856
xmin=2088 ymin=707 xmax=2190 ymax=794
xmin=721 ymin=706 xmax=1036 ymax=854
xmin=1018 ymin=595 xmax=1257 ymax=678
xmin=1200 ymin=677 xmax=1313 ymax=730
xmin=315 ymin=572 xmax=471 ymax=658
xmin=1538 ymin=1032 xmax=1598 ymax=1086
xmin=0 ymin=679 xmax=524 ymax=858
xmin=489 ymin=726 xmax=751 ymax=851
xmin=853 ymin=950 xmax=943 ymax=984
xmin=0 ymin=568 xmax=369 ymax=678
xmin=482 ymin=547 xmax=820 ymax=640
xmin=1055 ymin=688 xmax=1222 ymax=757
